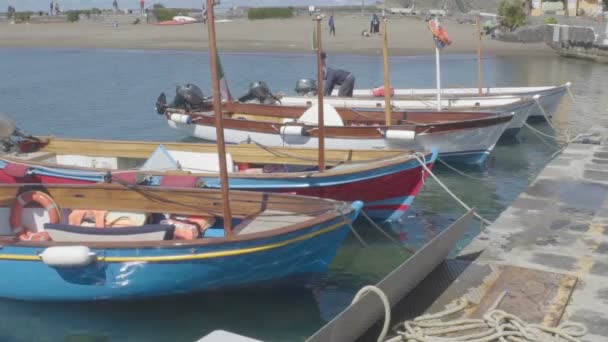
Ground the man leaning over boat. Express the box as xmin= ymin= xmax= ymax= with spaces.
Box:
xmin=322 ymin=52 xmax=356 ymax=97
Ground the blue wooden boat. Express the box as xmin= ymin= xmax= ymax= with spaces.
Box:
xmin=0 ymin=183 xmax=361 ymax=301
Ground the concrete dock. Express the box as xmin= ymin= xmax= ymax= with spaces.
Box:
xmin=367 ymin=128 xmax=608 ymax=341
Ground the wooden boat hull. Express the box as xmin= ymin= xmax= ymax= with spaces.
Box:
xmin=165 ymin=115 xmax=510 ymax=165
xmin=0 ymin=183 xmax=361 ymax=301
xmin=0 ymin=150 xmax=436 ymax=222
xmin=340 ymin=83 xmax=570 ymax=120
xmin=0 ymin=213 xmax=355 ymax=301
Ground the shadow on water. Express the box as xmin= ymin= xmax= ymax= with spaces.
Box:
xmin=0 ymin=285 xmax=325 ymax=342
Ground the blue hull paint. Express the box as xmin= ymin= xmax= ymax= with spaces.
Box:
xmin=438 ymin=150 xmax=489 ymax=166
xmin=0 ymin=216 xmax=354 ymax=301
xmin=365 ymin=195 xmax=416 ymax=222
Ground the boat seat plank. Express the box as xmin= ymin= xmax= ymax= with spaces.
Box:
xmin=236 ymin=210 xmax=313 ymax=235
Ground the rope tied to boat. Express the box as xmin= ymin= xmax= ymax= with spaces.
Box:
xmin=351 ymin=285 xmax=588 ymax=342
xmin=412 ymin=153 xmax=492 ymax=226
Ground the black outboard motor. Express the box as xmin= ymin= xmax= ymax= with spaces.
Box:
xmin=174 ymin=84 xmax=207 ymax=110
xmin=155 ymin=92 xmax=167 ymax=114
xmin=294 ymin=78 xmax=317 ymax=96
xmin=156 ymin=84 xmax=210 ymax=114
xmin=238 ymin=81 xmax=280 ymax=104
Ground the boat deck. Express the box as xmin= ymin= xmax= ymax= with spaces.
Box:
xmin=237 ymin=210 xmax=314 ymax=235
xmin=374 ymin=127 xmax=608 ymax=341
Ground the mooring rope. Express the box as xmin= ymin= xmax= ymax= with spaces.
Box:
xmin=436 ymin=158 xmax=487 ymax=181
xmin=412 ymin=153 xmax=492 ymax=226
xmin=351 ymin=285 xmax=588 ymax=342
xmin=360 ymin=210 xmax=417 ymax=255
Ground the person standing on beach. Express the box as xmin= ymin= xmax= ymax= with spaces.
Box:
xmin=321 ymin=52 xmax=355 ymax=97
xmin=112 ymin=0 xmax=118 ymax=13
xmin=328 ymin=14 xmax=336 ymax=36
xmin=202 ymin=2 xmax=207 ymax=24
xmin=371 ymin=13 xmax=380 ymax=34
xmin=49 ymin=1 xmax=54 ymax=16
xmin=139 ymin=0 xmax=144 ymax=15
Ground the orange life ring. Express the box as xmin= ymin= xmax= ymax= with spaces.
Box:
xmin=428 ymin=20 xmax=452 ymax=46
xmin=10 ymin=190 xmax=61 ymax=240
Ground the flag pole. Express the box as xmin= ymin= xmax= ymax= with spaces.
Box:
xmin=382 ymin=17 xmax=392 ymax=127
xmin=434 ymin=18 xmax=442 ymax=112
xmin=314 ymin=14 xmax=326 ymax=172
xmin=206 ymin=0 xmax=233 ymax=235
xmin=476 ymin=14 xmax=483 ymax=96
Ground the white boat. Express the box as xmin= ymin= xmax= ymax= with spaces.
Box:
xmin=333 ymin=82 xmax=571 ymax=121
xmin=158 ymin=102 xmax=513 ymax=166
xmin=278 ymin=95 xmax=535 ymax=137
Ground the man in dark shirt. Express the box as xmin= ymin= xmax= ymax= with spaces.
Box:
xmin=321 ymin=52 xmax=355 ymax=97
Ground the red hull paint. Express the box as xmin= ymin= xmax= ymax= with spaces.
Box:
xmin=284 ymin=166 xmax=430 ymax=203
xmin=0 ymin=162 xmax=433 ymax=206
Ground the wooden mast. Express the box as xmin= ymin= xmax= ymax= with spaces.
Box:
xmin=314 ymin=15 xmax=326 ymax=172
xmin=382 ymin=17 xmax=391 ymax=127
xmin=476 ymin=14 xmax=483 ymax=96
xmin=206 ymin=0 xmax=233 ymax=235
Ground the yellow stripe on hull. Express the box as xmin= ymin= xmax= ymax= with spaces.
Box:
xmin=0 ymin=220 xmax=349 ymax=263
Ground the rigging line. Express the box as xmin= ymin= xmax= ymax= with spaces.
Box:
xmin=436 ymin=158 xmax=486 ymax=181
xmin=360 ymin=210 xmax=416 ymax=255
xmin=412 ymin=153 xmax=492 ymax=226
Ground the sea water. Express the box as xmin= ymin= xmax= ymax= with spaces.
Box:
xmin=1 ymin=47 xmax=607 ymax=341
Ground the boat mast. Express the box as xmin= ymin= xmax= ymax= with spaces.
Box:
xmin=476 ymin=14 xmax=483 ymax=96
xmin=382 ymin=17 xmax=392 ymax=127
xmin=314 ymin=14 xmax=326 ymax=172
xmin=206 ymin=0 xmax=233 ymax=235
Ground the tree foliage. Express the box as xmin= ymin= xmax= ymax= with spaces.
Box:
xmin=498 ymin=0 xmax=527 ymax=30
xmin=247 ymin=7 xmax=294 ymax=20
xmin=13 ymin=11 xmax=33 ymax=23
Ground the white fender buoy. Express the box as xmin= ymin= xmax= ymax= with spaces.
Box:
xmin=40 ymin=246 xmax=97 ymax=267
xmin=385 ymin=129 xmax=416 ymax=140
xmin=169 ymin=113 xmax=193 ymax=125
xmin=280 ymin=125 xmax=307 ymax=137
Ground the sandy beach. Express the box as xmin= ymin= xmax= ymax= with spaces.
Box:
xmin=0 ymin=14 xmax=553 ymax=56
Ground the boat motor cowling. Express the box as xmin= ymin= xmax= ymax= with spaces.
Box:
xmin=238 ymin=81 xmax=280 ymax=104
xmin=157 ymin=84 xmax=211 ymax=112
xmin=174 ymin=84 xmax=207 ymax=110
xmin=295 ymin=78 xmax=317 ymax=96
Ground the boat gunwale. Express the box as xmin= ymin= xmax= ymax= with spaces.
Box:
xmin=0 ymin=183 xmax=354 ymax=249
xmin=0 ymin=151 xmax=432 ymax=180
xmin=165 ymin=110 xmax=514 ymax=137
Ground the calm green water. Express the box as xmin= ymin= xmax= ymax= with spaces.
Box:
xmin=1 ymin=47 xmax=607 ymax=341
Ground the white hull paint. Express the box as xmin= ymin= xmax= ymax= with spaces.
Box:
xmin=167 ymin=119 xmax=510 ymax=165
xmin=281 ymin=94 xmax=526 ymax=110
xmin=279 ymin=96 xmax=533 ymax=137
xmin=332 ymin=83 xmax=569 ymax=119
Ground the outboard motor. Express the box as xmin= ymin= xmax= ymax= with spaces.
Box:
xmin=175 ymin=84 xmax=207 ymax=110
xmin=294 ymin=78 xmax=317 ymax=96
xmin=156 ymin=84 xmax=211 ymax=113
xmin=155 ymin=92 xmax=167 ymax=115
xmin=0 ymin=112 xmax=16 ymax=152
xmin=0 ymin=112 xmax=42 ymax=153
xmin=0 ymin=113 xmax=16 ymax=139
xmin=238 ymin=81 xmax=280 ymax=104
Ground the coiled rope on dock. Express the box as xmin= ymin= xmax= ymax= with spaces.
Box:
xmin=352 ymin=285 xmax=588 ymax=342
